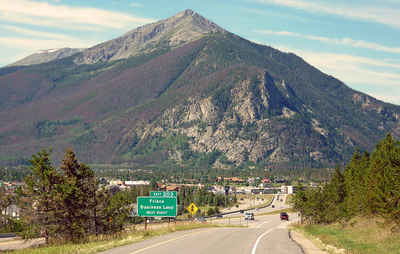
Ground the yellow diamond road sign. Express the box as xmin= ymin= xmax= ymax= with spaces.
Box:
xmin=186 ymin=203 xmax=198 ymax=216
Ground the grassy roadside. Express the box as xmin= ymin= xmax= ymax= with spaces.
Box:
xmin=5 ymin=223 xmax=222 ymax=254
xmin=257 ymin=208 xmax=293 ymax=216
xmin=285 ymin=194 xmax=293 ymax=205
xmin=291 ymin=217 xmax=400 ymax=254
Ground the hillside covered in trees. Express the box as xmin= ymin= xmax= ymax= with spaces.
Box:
xmin=292 ymin=134 xmax=400 ymax=229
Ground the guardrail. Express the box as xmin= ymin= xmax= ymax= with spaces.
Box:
xmin=132 ymin=195 xmax=277 ymax=224
xmin=204 ymin=195 xmax=276 ymax=219
xmin=0 ymin=233 xmax=17 ymax=238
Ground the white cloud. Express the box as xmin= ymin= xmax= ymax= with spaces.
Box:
xmin=0 ymin=0 xmax=154 ymax=31
xmin=0 ymin=32 xmax=94 ymax=65
xmin=255 ymin=29 xmax=400 ymax=54
xmin=2 ymin=25 xmax=88 ymax=42
xmin=372 ymin=93 xmax=400 ymax=105
xmin=0 ymin=25 xmax=97 ymax=58
xmin=274 ymin=45 xmax=400 ymax=104
xmin=276 ymin=45 xmax=400 ymax=85
xmin=0 ymin=36 xmax=93 ymax=50
xmin=130 ymin=2 xmax=144 ymax=8
xmin=254 ymin=0 xmax=400 ymax=29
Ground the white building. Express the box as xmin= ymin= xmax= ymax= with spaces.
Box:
xmin=281 ymin=185 xmax=294 ymax=194
xmin=124 ymin=180 xmax=150 ymax=186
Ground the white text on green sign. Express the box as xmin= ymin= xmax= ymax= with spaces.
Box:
xmin=137 ymin=197 xmax=177 ymax=217
xmin=150 ymin=191 xmax=177 ymax=197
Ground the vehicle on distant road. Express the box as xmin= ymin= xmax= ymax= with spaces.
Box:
xmin=217 ymin=214 xmax=223 ymax=218
xmin=271 ymin=205 xmax=275 ymax=208
xmin=244 ymin=212 xmax=254 ymax=220
xmin=280 ymin=212 xmax=289 ymax=221
xmin=240 ymin=210 xmax=244 ymax=213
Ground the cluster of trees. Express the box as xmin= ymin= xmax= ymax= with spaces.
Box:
xmin=0 ymin=186 xmax=14 ymax=232
xmin=0 ymin=167 xmax=30 ymax=181
xmin=292 ymin=134 xmax=400 ymax=226
xmin=17 ymin=149 xmax=133 ymax=243
xmin=1 ymin=148 xmax=240 ymax=243
xmin=177 ymin=186 xmax=236 ymax=216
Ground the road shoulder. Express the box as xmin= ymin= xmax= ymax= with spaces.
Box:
xmin=289 ymin=229 xmax=329 ymax=254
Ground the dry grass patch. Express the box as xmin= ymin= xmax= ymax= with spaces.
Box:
xmin=4 ymin=222 xmax=219 ymax=254
xmin=292 ymin=217 xmax=400 ymax=254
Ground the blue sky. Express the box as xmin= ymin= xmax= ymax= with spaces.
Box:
xmin=1 ymin=0 xmax=399 ymax=104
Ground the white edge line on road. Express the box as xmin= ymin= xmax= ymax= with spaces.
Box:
xmin=129 ymin=230 xmax=209 ymax=254
xmin=251 ymin=227 xmax=275 ymax=254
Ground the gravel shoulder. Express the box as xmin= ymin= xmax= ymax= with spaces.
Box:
xmin=290 ymin=230 xmax=329 ymax=254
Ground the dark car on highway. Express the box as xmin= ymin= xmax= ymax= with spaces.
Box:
xmin=280 ymin=212 xmax=289 ymax=221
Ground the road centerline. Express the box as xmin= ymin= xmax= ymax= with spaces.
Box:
xmin=128 ymin=229 xmax=214 ymax=254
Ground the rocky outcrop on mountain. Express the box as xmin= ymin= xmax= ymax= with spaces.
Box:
xmin=74 ymin=9 xmax=225 ymax=65
xmin=9 ymin=48 xmax=83 ymax=66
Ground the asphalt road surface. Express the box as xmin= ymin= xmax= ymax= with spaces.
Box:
xmin=100 ymin=195 xmax=302 ymax=254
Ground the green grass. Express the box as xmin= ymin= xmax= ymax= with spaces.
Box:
xmin=292 ymin=217 xmax=400 ymax=254
xmin=285 ymin=194 xmax=293 ymax=205
xmin=257 ymin=208 xmax=293 ymax=216
xmin=5 ymin=223 xmax=220 ymax=254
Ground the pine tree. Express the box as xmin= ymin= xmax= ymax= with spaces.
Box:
xmin=321 ymin=166 xmax=346 ymax=223
xmin=58 ymin=149 xmax=96 ymax=243
xmin=366 ymin=134 xmax=400 ymax=222
xmin=343 ymin=150 xmax=370 ymax=217
xmin=291 ymin=183 xmax=308 ymax=223
xmin=18 ymin=149 xmax=61 ymax=243
xmin=93 ymin=188 xmax=132 ymax=234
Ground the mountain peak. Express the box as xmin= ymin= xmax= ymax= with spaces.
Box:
xmin=178 ymin=9 xmax=196 ymax=16
xmin=10 ymin=10 xmax=225 ymax=66
xmin=74 ymin=10 xmax=225 ymax=64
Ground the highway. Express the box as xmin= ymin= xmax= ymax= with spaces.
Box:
xmin=100 ymin=195 xmax=303 ymax=254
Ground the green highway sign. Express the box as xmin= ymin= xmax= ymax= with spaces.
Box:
xmin=150 ymin=191 xmax=177 ymax=197
xmin=137 ymin=196 xmax=177 ymax=217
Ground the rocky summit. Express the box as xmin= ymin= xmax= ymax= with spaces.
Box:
xmin=1 ymin=10 xmax=399 ymax=169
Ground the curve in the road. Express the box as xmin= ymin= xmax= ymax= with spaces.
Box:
xmin=251 ymin=227 xmax=275 ymax=254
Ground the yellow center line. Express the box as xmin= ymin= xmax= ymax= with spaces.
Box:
xmin=129 ymin=229 xmax=215 ymax=254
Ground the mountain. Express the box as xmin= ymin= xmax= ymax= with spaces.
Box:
xmin=75 ymin=9 xmax=225 ymax=65
xmin=9 ymin=48 xmax=84 ymax=66
xmin=1 ymin=10 xmax=399 ymax=170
